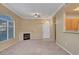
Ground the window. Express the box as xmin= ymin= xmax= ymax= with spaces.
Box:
xmin=0 ymin=16 xmax=15 ymax=41
xmin=0 ymin=20 xmax=7 ymax=41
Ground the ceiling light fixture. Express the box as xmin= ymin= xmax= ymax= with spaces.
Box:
xmin=32 ymin=13 xmax=40 ymax=18
xmin=74 ymin=7 xmax=79 ymax=11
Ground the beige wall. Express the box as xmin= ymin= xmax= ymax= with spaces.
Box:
xmin=0 ymin=4 xmax=23 ymax=40
xmin=48 ymin=18 xmax=55 ymax=41
xmin=19 ymin=19 xmax=54 ymax=40
xmin=0 ymin=4 xmax=23 ymax=51
xmin=19 ymin=19 xmax=44 ymax=40
xmin=56 ymin=6 xmax=79 ymax=55
xmin=0 ymin=4 xmax=54 ymax=51
xmin=0 ymin=4 xmax=44 ymax=51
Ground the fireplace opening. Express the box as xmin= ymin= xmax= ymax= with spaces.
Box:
xmin=23 ymin=33 xmax=30 ymax=40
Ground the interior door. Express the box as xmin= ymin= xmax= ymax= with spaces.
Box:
xmin=42 ymin=21 xmax=50 ymax=39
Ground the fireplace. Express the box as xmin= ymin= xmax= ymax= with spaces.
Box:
xmin=23 ymin=33 xmax=30 ymax=40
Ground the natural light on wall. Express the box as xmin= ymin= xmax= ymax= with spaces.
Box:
xmin=74 ymin=7 xmax=79 ymax=11
xmin=45 ymin=20 xmax=49 ymax=24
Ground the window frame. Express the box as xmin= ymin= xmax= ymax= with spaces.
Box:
xmin=0 ymin=17 xmax=15 ymax=41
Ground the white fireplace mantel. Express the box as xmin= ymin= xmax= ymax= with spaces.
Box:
xmin=19 ymin=32 xmax=31 ymax=41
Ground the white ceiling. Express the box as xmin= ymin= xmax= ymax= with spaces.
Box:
xmin=3 ymin=3 xmax=64 ymax=19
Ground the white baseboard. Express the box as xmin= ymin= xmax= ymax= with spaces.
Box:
xmin=0 ymin=40 xmax=17 ymax=52
xmin=56 ymin=42 xmax=73 ymax=55
xmin=43 ymin=38 xmax=55 ymax=41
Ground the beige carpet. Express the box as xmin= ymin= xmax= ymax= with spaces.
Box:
xmin=0 ymin=39 xmax=69 ymax=55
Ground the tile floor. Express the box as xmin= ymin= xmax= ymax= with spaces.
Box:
xmin=0 ymin=39 xmax=69 ymax=55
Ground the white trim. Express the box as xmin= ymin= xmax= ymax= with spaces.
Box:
xmin=31 ymin=38 xmax=42 ymax=40
xmin=49 ymin=3 xmax=65 ymax=19
xmin=7 ymin=20 xmax=15 ymax=39
xmin=2 ymin=4 xmax=49 ymax=20
xmin=2 ymin=4 xmax=25 ymax=20
xmin=2 ymin=3 xmax=66 ymax=20
xmin=0 ymin=17 xmax=15 ymax=40
xmin=7 ymin=20 xmax=8 ymax=40
xmin=54 ymin=3 xmax=65 ymax=16
xmin=56 ymin=42 xmax=73 ymax=55
xmin=0 ymin=39 xmax=17 ymax=52
xmin=13 ymin=21 xmax=16 ymax=38
xmin=19 ymin=32 xmax=32 ymax=41
xmin=63 ymin=11 xmax=66 ymax=32
xmin=42 ymin=21 xmax=50 ymax=39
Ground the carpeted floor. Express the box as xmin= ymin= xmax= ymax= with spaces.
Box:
xmin=0 ymin=39 xmax=69 ymax=55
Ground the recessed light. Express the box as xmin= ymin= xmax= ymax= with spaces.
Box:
xmin=74 ymin=7 xmax=79 ymax=11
